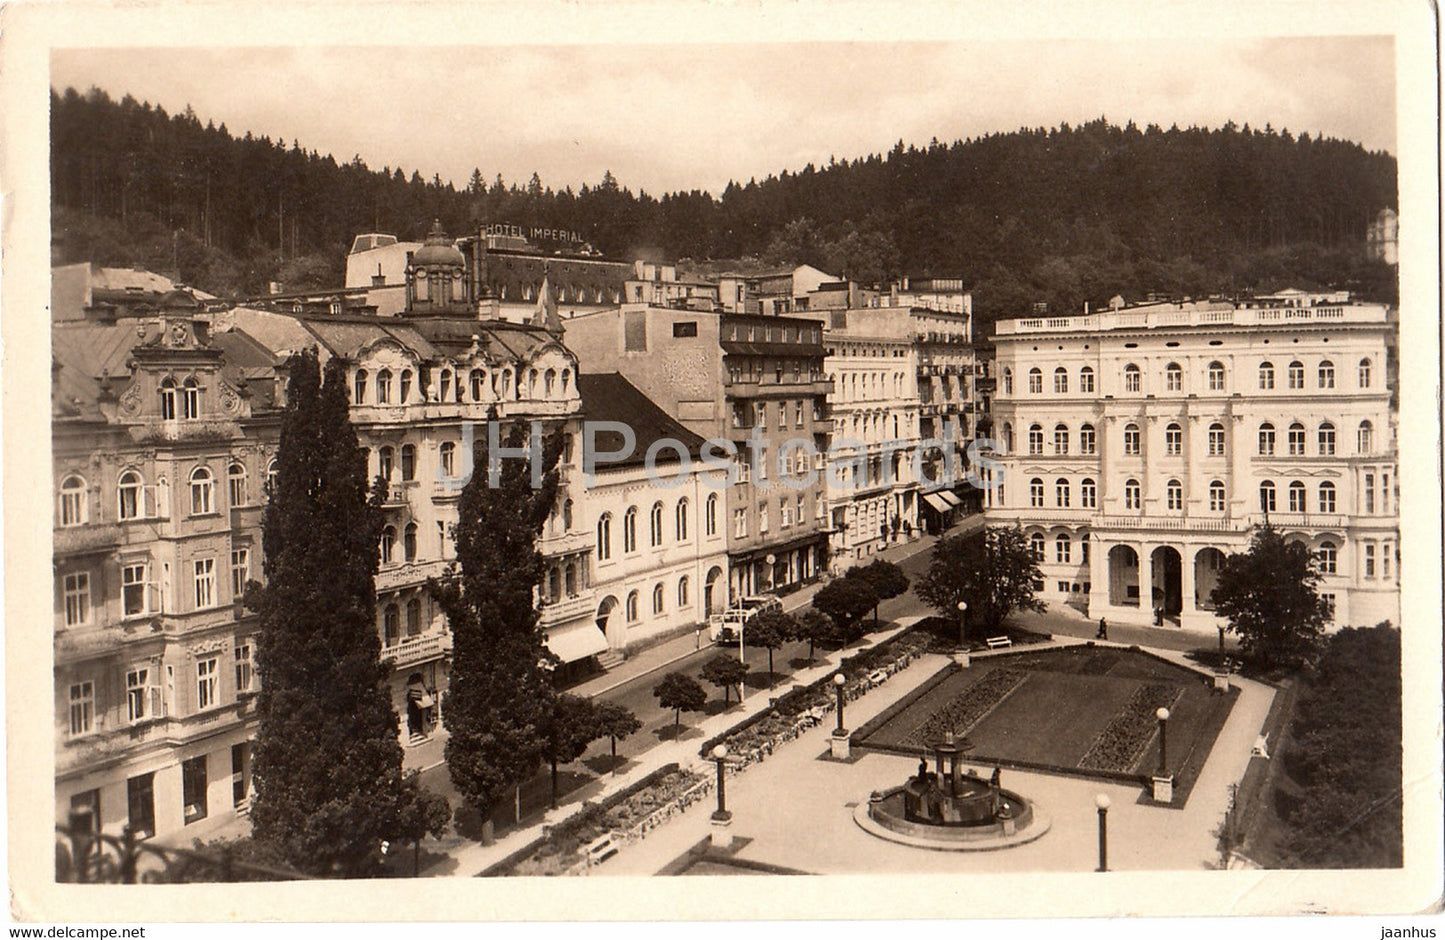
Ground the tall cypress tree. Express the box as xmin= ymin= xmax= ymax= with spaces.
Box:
xmin=432 ymin=418 xmax=562 ymax=838
xmin=248 ymin=349 xmax=406 ymax=876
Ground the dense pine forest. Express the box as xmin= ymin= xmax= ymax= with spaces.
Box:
xmin=51 ymin=86 xmax=1398 ymax=322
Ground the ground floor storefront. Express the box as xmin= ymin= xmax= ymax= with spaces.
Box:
xmin=728 ymin=536 xmax=828 ymax=602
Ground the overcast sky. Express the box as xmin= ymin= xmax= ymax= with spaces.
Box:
xmin=51 ymin=37 xmax=1395 ymax=197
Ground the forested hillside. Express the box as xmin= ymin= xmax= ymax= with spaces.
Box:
xmin=51 ymin=86 xmax=1398 ymax=321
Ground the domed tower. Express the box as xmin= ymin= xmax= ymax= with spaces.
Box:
xmin=405 ymin=220 xmax=470 ymax=316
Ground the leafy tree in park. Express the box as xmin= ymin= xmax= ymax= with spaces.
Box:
xmin=539 ymin=693 xmax=602 ymax=809
xmin=653 ymin=672 xmax=707 ymax=732
xmin=431 ymin=418 xmax=564 ymax=837
xmin=593 ymin=701 xmax=642 ymax=773
xmin=1210 ymin=524 xmax=1328 ymax=669
xmin=390 ymin=779 xmax=453 ymax=876
xmin=792 ymin=608 xmax=835 ymax=663
xmin=812 ymin=577 xmax=879 ymax=647
xmin=744 ymin=609 xmax=794 ymax=686
xmin=917 ymin=526 xmax=1045 ymax=638
xmin=851 ymin=560 xmax=910 ymax=625
xmin=700 ymin=653 xmax=749 ymax=706
xmin=248 ymin=350 xmax=429 ymax=876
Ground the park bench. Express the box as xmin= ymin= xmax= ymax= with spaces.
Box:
xmin=985 ymin=636 xmax=1013 ymax=650
xmin=584 ymin=833 xmax=619 ymax=867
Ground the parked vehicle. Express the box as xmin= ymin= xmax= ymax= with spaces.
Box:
xmin=705 ymin=595 xmax=783 ymax=642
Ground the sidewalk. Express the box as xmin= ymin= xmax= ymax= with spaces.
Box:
xmin=572 ymin=529 xmax=943 ymax=700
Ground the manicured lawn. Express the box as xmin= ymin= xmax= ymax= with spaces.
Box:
xmin=856 ymin=645 xmax=1238 ymax=804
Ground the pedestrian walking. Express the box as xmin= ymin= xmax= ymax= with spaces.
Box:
xmin=1096 ymin=617 xmax=1108 ymax=640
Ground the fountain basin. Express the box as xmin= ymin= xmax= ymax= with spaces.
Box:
xmin=855 ymin=785 xmax=1051 ymax=851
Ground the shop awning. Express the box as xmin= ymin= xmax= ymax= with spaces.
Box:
xmin=922 ymin=492 xmax=953 ymax=513
xmin=545 ymin=622 xmax=610 ymax=663
xmin=938 ymin=491 xmax=963 ymax=507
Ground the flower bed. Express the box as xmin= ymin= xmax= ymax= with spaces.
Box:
xmin=1078 ymin=683 xmax=1183 ymax=773
xmin=901 ymin=668 xmax=1028 ymax=748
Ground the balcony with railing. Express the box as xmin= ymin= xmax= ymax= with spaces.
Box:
xmin=375 ymin=559 xmax=449 ymax=592
xmin=995 ymin=302 xmax=1387 ymax=336
xmin=54 ymin=523 xmax=123 ymax=558
xmin=539 ymin=592 xmax=598 ymax=628
xmin=382 ymin=630 xmax=453 ymax=669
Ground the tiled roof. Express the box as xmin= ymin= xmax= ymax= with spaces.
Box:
xmin=576 ymin=373 xmax=705 ymax=466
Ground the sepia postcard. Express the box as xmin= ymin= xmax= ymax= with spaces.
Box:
xmin=2 ymin=0 xmax=1441 ymax=929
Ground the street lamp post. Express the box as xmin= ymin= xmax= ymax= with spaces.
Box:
xmin=1156 ymin=707 xmax=1171 ymax=776
xmin=710 ymin=743 xmax=733 ymax=849
xmin=834 ymin=672 xmax=847 ymax=734
xmin=956 ymin=600 xmax=969 ymax=647
xmin=1217 ymin=625 xmax=1225 ymax=653
xmin=1095 ymin=793 xmax=1111 ymax=872
xmin=830 ymin=673 xmax=851 ymax=760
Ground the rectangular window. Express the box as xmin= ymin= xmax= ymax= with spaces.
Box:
xmin=1364 ymin=543 xmax=1376 ymax=578
xmin=1123 ymin=428 xmax=1140 ymax=456
xmin=794 ymin=401 xmax=804 ymax=427
xmin=1081 ymin=481 xmax=1096 ymax=508
xmin=234 ymin=641 xmax=254 ymax=694
xmin=1080 ymin=370 xmax=1094 ymax=393
xmin=1208 ymin=428 xmax=1226 ymax=456
xmin=1080 ymin=426 xmax=1096 ymax=455
xmin=182 ymin=756 xmax=208 ymax=825
xmin=1364 ymin=474 xmax=1375 ymax=514
xmin=68 ymin=681 xmax=95 ymax=736
xmin=671 ymin=321 xmax=698 ymax=338
xmin=1320 ymin=593 xmax=1335 ymax=621
xmin=127 ymin=774 xmax=156 ymax=838
xmin=193 ymin=559 xmax=216 ymax=609
xmin=1381 ymin=473 xmax=1390 ymax=514
xmin=1057 ymin=581 xmax=1070 ymax=594
xmin=733 ymin=509 xmax=747 ymax=538
xmin=1288 ymin=428 xmax=1305 ymax=456
xmin=63 ymin=572 xmax=91 ymax=627
xmin=232 ymin=743 xmax=250 ymax=808
xmin=759 ymin=505 xmax=769 ymax=533
xmin=1319 ymin=426 xmax=1335 ymax=455
xmin=780 ymin=498 xmax=792 ymax=528
xmin=70 ymin=790 xmax=101 ymax=834
xmin=1053 ymin=429 xmax=1068 ymax=455
xmin=122 ymin=562 xmax=151 ymax=617
xmin=230 ymin=548 xmax=250 ymax=601
xmin=196 ymin=657 xmax=219 ymax=710
xmin=1382 ymin=542 xmax=1391 ymax=579
xmin=126 ymin=667 xmax=151 ymax=723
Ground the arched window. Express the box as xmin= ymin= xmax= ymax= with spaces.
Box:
xmin=59 ymin=474 xmax=87 ymax=526
xmin=1002 ymin=368 xmax=1013 ymax=395
xmin=1358 ymin=358 xmax=1372 ymax=388
xmin=564 ymin=563 xmax=577 ymax=597
xmin=623 ymin=507 xmax=638 ymax=553
xmin=1318 ymin=360 xmax=1335 ymax=389
xmin=380 ymin=526 xmax=396 ymax=564
xmin=1079 ymin=366 xmax=1095 ymax=393
xmin=404 ymin=522 xmax=418 ymax=561
xmin=1208 ymin=423 xmax=1226 ymax=457
xmin=1318 ymin=481 xmax=1337 ymax=513
xmin=544 ymin=369 xmax=556 ymax=397
xmin=649 ymin=501 xmax=664 ymax=547
xmin=469 ymin=369 xmax=485 ymax=401
xmin=376 ymin=369 xmax=392 ymax=404
xmin=399 ymin=370 xmax=413 ymax=403
xmin=189 ymin=467 xmax=214 ymax=515
xmin=1288 ymin=481 xmax=1306 ymax=513
xmin=1079 ymin=424 xmax=1096 ymax=455
xmin=1259 ymin=480 xmax=1276 ymax=513
xmin=1318 ymin=422 xmax=1336 ymax=455
xmin=652 ymin=583 xmax=665 ymax=615
xmin=439 ymin=369 xmax=453 ymax=403
xmin=1288 ymin=423 xmax=1306 ymax=456
xmin=1207 ymin=361 xmax=1226 ymax=391
xmin=182 ymin=378 xmax=200 ymax=420
xmin=266 ymin=459 xmax=278 ymax=497
xmin=1124 ymin=479 xmax=1141 ymax=510
xmin=1055 ymin=534 xmax=1071 ymax=563
xmin=406 ymin=598 xmax=423 ymax=636
xmin=440 ymin=442 xmax=456 ymax=478
xmin=1165 ymin=362 xmax=1183 ymax=392
xmin=1123 ymin=363 xmax=1141 ymax=393
xmin=353 ymin=369 xmax=368 ymax=404
xmin=1002 ymin=422 xmax=1015 ymax=453
xmin=1028 ymin=532 xmax=1045 ymax=561
xmin=400 ymin=444 xmax=416 ymax=481
xmin=379 ymin=446 xmax=395 ymax=480
xmin=1165 ymin=423 xmax=1183 ymax=456
xmin=562 ymin=498 xmax=574 ymax=531
xmin=1166 ymin=479 xmax=1183 ymax=510
xmin=160 ymin=378 xmax=177 ymax=420
xmin=1027 ymin=424 xmax=1044 ymax=455
xmin=677 ymin=576 xmax=690 ymax=607
xmin=1053 ymin=367 xmax=1068 ymax=394
xmin=676 ymin=498 xmax=689 ymax=541
xmin=1287 ymin=360 xmax=1305 ymax=389
xmin=625 ymin=591 xmax=639 ymax=622
xmin=1123 ymin=423 xmax=1141 ymax=456
xmin=1029 ymin=478 xmax=1045 ymax=508
xmin=706 ymin=494 xmax=718 ymax=536
xmin=1318 ymin=540 xmax=1338 ymax=573
xmin=118 ymin=470 xmax=143 ymax=520
xmin=500 ymin=369 xmax=513 ymax=396
xmin=1209 ymin=480 xmax=1226 ymax=512
xmin=1080 ymin=478 xmax=1097 ymax=508
xmin=1053 ymin=424 xmax=1069 ymax=455
xmin=560 ymin=369 xmax=571 ymax=395
xmin=1258 ymin=361 xmax=1274 ymax=390
xmin=1028 ymin=367 xmax=1043 ymax=394
xmin=383 ymin=604 xmax=400 ymax=646
xmin=1055 ymin=478 xmax=1070 ymax=507
xmin=1258 ymin=422 xmax=1276 ymax=456
xmin=1357 ymin=420 xmax=1374 ymax=454
xmin=597 ymin=513 xmax=612 ymax=561
xmin=228 ymin=463 xmax=248 ymax=508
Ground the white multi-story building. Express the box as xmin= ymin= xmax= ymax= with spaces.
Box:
xmin=988 ymin=294 xmax=1399 ymax=631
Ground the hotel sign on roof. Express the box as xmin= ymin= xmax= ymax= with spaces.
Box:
xmin=481 ymin=222 xmax=585 ymax=245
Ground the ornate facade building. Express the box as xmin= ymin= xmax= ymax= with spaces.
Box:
xmin=987 ymin=293 xmax=1400 ymax=631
